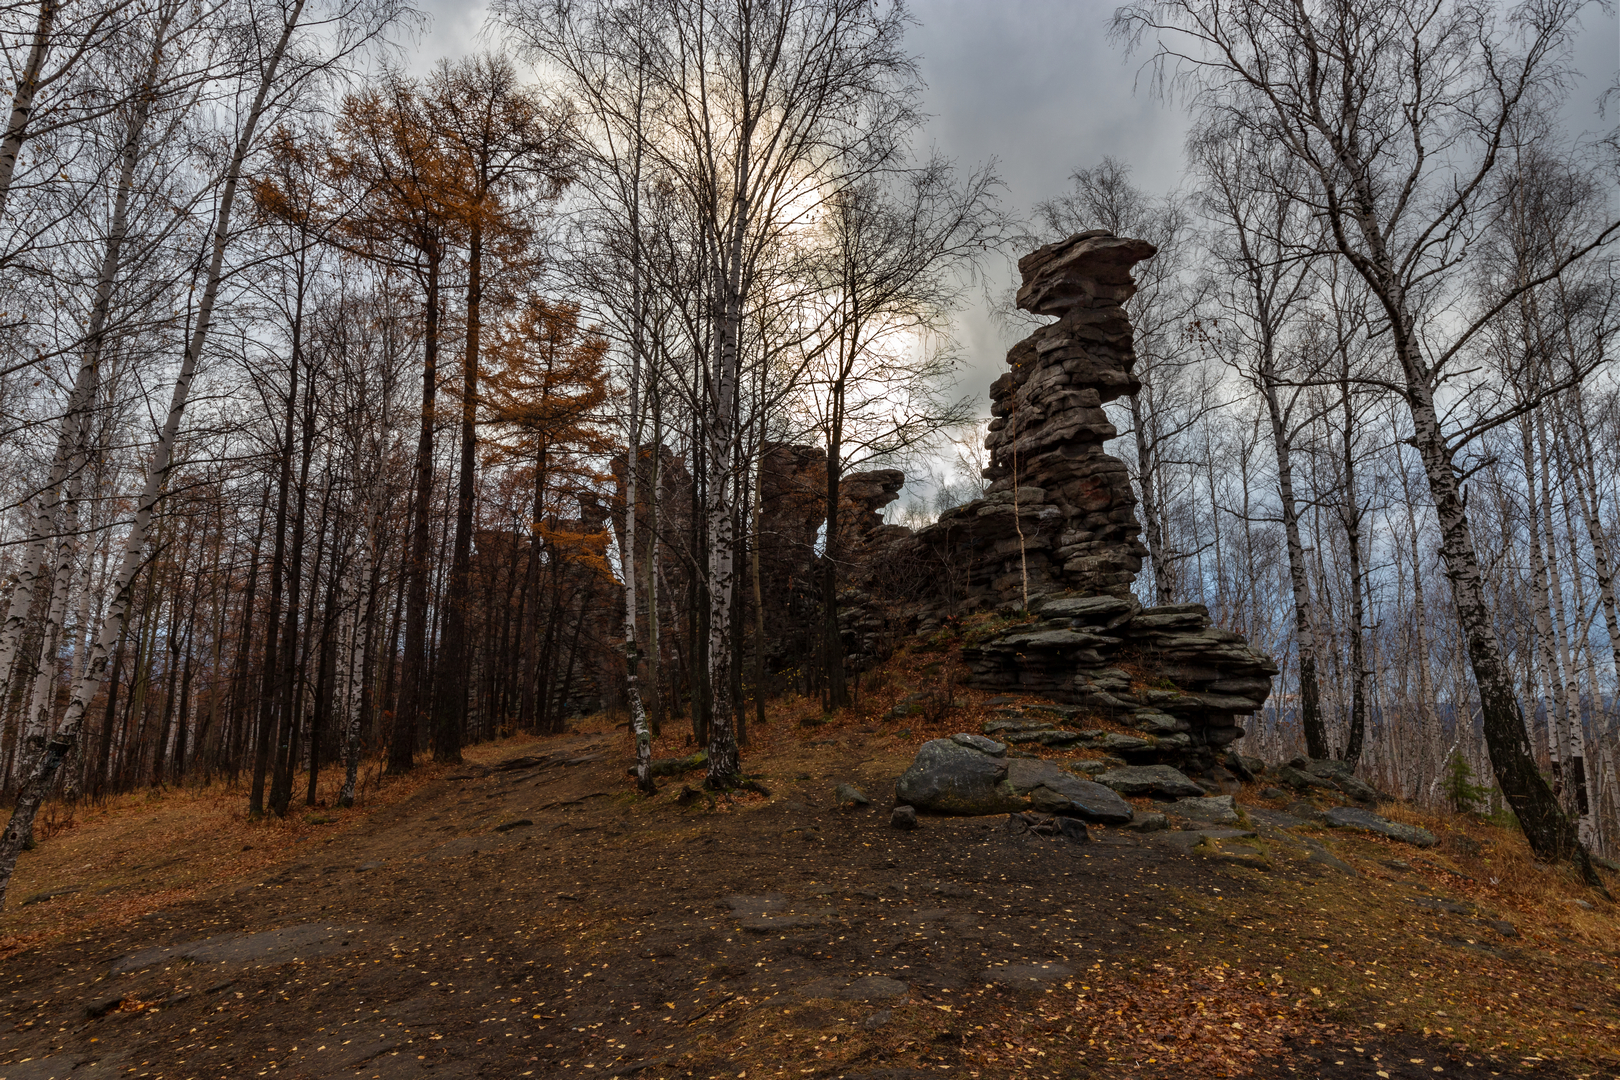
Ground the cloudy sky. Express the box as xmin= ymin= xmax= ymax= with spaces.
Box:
xmin=409 ymin=0 xmax=1617 ymax=484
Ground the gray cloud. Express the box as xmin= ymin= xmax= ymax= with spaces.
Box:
xmin=407 ymin=0 xmax=1616 ymax=468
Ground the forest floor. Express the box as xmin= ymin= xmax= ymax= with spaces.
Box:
xmin=1 ymin=646 xmax=1619 ymax=1080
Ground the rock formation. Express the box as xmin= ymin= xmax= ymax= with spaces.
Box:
xmin=891 ymin=232 xmax=1279 ymax=776
xmin=904 ymin=231 xmax=1155 ymax=608
xmin=895 ymin=734 xmax=1134 ymax=822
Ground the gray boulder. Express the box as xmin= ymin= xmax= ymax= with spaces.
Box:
xmin=1007 ymin=758 xmax=1133 ymax=824
xmin=1274 ymin=764 xmax=1340 ymax=792
xmin=1171 ymin=794 xmax=1241 ymax=825
xmin=1323 ymin=806 xmax=1436 ymax=848
xmin=894 ymin=737 xmax=1133 ymax=823
xmin=895 ymin=738 xmax=1022 ymax=814
xmin=1096 ymin=764 xmax=1204 ymax=799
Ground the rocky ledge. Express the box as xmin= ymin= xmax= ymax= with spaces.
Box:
xmin=959 ymin=593 xmax=1277 ymax=773
xmin=889 ymin=736 xmax=1437 ymax=850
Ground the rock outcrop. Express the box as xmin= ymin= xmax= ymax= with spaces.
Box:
xmin=905 ymin=232 xmax=1155 ymax=608
xmin=887 ymin=232 xmax=1279 ymax=774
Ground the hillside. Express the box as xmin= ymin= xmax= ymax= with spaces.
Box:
xmin=0 ymin=640 xmax=1616 ymax=1080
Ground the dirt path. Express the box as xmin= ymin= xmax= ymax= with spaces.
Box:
xmin=0 ymin=728 xmax=1609 ymax=1080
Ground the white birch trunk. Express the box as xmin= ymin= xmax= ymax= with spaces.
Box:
xmin=0 ymin=0 xmax=60 ymax=220
xmin=623 ymin=209 xmax=652 ymax=793
xmin=0 ymin=0 xmax=307 ymax=907
xmin=338 ymin=481 xmax=374 ymax=809
xmin=703 ymin=239 xmax=744 ymax=786
xmin=1519 ymin=412 xmax=1567 ymax=779
xmin=1535 ymin=410 xmax=1582 ymax=809
xmin=0 ymin=0 xmax=178 ymax=751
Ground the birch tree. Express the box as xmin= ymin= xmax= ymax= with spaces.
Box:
xmin=0 ymin=0 xmax=408 ymax=904
xmin=1115 ymin=0 xmax=1618 ymax=876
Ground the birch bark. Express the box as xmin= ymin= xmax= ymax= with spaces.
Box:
xmin=0 ymin=0 xmax=61 ymax=220
xmin=9 ymin=0 xmax=180 ymax=778
xmin=0 ymin=0 xmax=308 ymax=906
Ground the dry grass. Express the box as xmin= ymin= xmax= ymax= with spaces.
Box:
xmin=0 ymin=745 xmax=530 ymax=960
xmin=7 ymin=636 xmax=1618 ymax=1076
xmin=1201 ymin=793 xmax=1620 ymax=1072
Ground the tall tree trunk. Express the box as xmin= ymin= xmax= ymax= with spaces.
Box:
xmin=392 ymin=249 xmax=441 ymax=774
xmin=0 ymin=0 xmax=176 ymax=726
xmin=251 ymin=356 xmax=296 ymax=816
xmin=435 ymin=219 xmax=481 ymax=765
xmin=822 ymin=380 xmax=847 ymax=711
xmin=269 ymin=357 xmax=317 ymax=817
xmin=704 ymin=292 xmax=741 ymax=786
xmin=751 ymin=438 xmax=767 ymax=736
xmin=1129 ymin=390 xmax=1172 ymax=604
xmin=622 ymin=201 xmax=653 ymax=791
xmin=1518 ymin=411 xmax=1566 ymax=780
xmin=646 ymin=418 xmax=662 ymax=736
xmin=93 ymin=621 xmax=128 ymax=799
xmin=1405 ymin=348 xmax=1588 ymax=870
xmin=307 ymin=542 xmax=340 ymax=807
xmin=0 ymin=0 xmax=59 ymax=220
xmin=0 ymin=0 xmax=309 ymax=905
xmin=1553 ymin=430 xmax=1599 ymax=849
xmin=517 ymin=446 xmax=546 ymax=731
xmin=1260 ymin=376 xmax=1326 ymax=758
xmin=1342 ymin=383 xmax=1368 ymax=768
xmin=339 ymin=499 xmax=377 ymax=808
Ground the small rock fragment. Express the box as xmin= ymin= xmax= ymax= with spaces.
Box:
xmin=1123 ymin=812 xmax=1169 ymax=832
xmin=890 ymin=805 xmax=919 ymax=830
xmin=834 ymin=782 xmax=871 ymax=807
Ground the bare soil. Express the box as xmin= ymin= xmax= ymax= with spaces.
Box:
xmin=1 ymin=701 xmax=1617 ymax=1080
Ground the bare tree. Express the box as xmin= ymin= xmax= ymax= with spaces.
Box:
xmin=801 ymin=160 xmax=1009 ymax=708
xmin=1116 ymin=0 xmax=1618 ymax=876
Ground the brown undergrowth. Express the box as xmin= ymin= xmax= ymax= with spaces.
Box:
xmin=0 ymin=737 xmax=550 ymax=960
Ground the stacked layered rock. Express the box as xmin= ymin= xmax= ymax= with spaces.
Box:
xmin=892 ymin=232 xmax=1278 ymax=775
xmin=906 ymin=231 xmax=1154 ymax=608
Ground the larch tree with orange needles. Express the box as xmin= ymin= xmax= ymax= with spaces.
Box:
xmin=483 ymin=296 xmax=613 ymax=734
xmin=322 ymin=78 xmax=461 ymax=776
xmin=423 ymin=54 xmax=576 ymax=765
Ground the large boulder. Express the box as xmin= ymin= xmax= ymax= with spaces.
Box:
xmin=895 ymin=737 xmax=1134 ymax=823
xmin=895 ymin=738 xmax=1022 ymax=815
